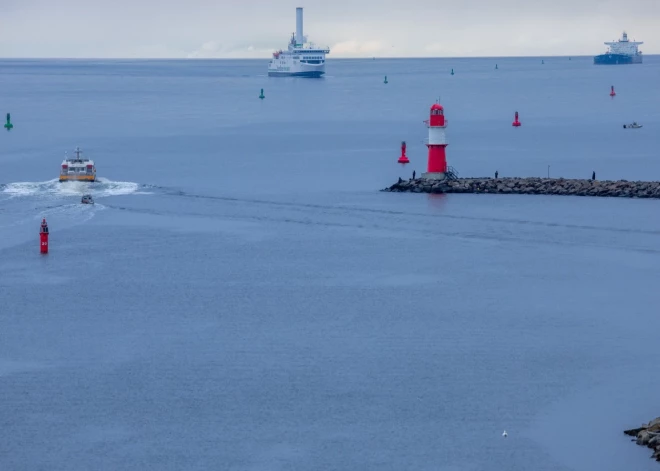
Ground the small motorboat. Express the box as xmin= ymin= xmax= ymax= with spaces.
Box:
xmin=623 ymin=122 xmax=642 ymax=129
xmin=81 ymin=194 xmax=94 ymax=204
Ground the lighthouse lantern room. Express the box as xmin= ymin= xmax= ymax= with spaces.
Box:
xmin=421 ymin=102 xmax=449 ymax=180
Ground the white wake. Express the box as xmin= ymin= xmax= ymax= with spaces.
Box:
xmin=1 ymin=177 xmax=152 ymax=200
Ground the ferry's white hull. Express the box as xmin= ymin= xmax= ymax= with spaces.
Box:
xmin=268 ymin=60 xmax=326 ymax=77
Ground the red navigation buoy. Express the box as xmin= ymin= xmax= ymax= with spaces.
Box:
xmin=610 ymin=85 xmax=616 ymax=97
xmin=39 ymin=218 xmax=49 ymax=254
xmin=397 ymin=141 xmax=410 ymax=164
xmin=512 ymin=111 xmax=521 ymax=127
xmin=424 ymin=103 xmax=448 ymax=177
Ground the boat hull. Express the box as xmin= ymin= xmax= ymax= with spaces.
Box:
xmin=59 ymin=175 xmax=95 ymax=182
xmin=268 ymin=70 xmax=325 ymax=77
xmin=594 ymin=53 xmax=642 ymax=65
xmin=268 ymin=59 xmax=326 ymax=78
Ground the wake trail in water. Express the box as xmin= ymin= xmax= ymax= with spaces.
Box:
xmin=0 ymin=178 xmax=147 ymax=231
xmin=1 ymin=177 xmax=153 ymax=201
xmin=101 ymin=203 xmax=660 ymax=255
xmin=37 ymin=203 xmax=107 ymax=223
xmin=156 ymin=188 xmax=660 ymax=237
xmin=0 ymin=202 xmax=108 ymax=232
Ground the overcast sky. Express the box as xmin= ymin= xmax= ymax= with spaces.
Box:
xmin=0 ymin=0 xmax=657 ymax=58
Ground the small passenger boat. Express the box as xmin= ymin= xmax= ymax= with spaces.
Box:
xmin=60 ymin=146 xmax=96 ymax=182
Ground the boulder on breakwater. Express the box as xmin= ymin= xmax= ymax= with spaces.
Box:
xmin=382 ymin=177 xmax=660 ymax=199
xmin=624 ymin=417 xmax=660 ymax=462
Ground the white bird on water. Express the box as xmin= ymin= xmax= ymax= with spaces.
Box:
xmin=502 ymin=430 xmax=508 ymax=438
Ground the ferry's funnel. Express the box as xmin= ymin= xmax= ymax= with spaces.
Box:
xmin=296 ymin=7 xmax=303 ymax=45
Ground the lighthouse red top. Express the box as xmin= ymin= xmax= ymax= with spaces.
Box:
xmin=429 ymin=103 xmax=445 ymax=127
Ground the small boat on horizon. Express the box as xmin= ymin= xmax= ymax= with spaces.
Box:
xmin=623 ymin=122 xmax=643 ymax=129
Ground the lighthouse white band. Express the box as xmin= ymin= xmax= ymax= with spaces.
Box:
xmin=427 ymin=127 xmax=447 ymax=145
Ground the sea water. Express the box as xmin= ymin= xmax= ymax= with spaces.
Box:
xmin=1 ymin=56 xmax=660 ymax=470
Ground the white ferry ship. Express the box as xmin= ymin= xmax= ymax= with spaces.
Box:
xmin=59 ymin=147 xmax=96 ymax=182
xmin=268 ymin=7 xmax=330 ymax=77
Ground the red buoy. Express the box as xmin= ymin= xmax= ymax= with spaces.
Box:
xmin=610 ymin=85 xmax=616 ymax=97
xmin=512 ymin=111 xmax=521 ymax=127
xmin=39 ymin=218 xmax=49 ymax=254
xmin=397 ymin=141 xmax=410 ymax=164
xmin=425 ymin=103 xmax=448 ymax=176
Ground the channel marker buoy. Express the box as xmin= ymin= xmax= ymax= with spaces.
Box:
xmin=397 ymin=141 xmax=409 ymax=164
xmin=39 ymin=218 xmax=49 ymax=254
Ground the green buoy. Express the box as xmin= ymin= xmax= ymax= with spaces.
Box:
xmin=384 ymin=75 xmax=388 ymax=84
xmin=4 ymin=113 xmax=13 ymax=130
xmin=259 ymin=88 xmax=265 ymax=99
xmin=450 ymin=68 xmax=454 ymax=75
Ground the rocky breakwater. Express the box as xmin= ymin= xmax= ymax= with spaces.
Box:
xmin=382 ymin=177 xmax=660 ymax=199
xmin=624 ymin=417 xmax=660 ymax=462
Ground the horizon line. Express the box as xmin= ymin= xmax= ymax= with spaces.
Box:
xmin=1 ymin=53 xmax=658 ymax=61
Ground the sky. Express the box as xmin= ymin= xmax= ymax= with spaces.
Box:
xmin=0 ymin=0 xmax=658 ymax=58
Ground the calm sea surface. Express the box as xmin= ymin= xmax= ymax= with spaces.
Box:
xmin=1 ymin=56 xmax=660 ymax=470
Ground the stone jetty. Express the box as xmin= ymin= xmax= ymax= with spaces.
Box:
xmin=382 ymin=177 xmax=660 ymax=199
xmin=624 ymin=417 xmax=660 ymax=462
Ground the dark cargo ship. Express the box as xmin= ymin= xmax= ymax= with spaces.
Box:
xmin=594 ymin=31 xmax=643 ymax=64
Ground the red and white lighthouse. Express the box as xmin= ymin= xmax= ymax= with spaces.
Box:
xmin=422 ymin=103 xmax=448 ymax=179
